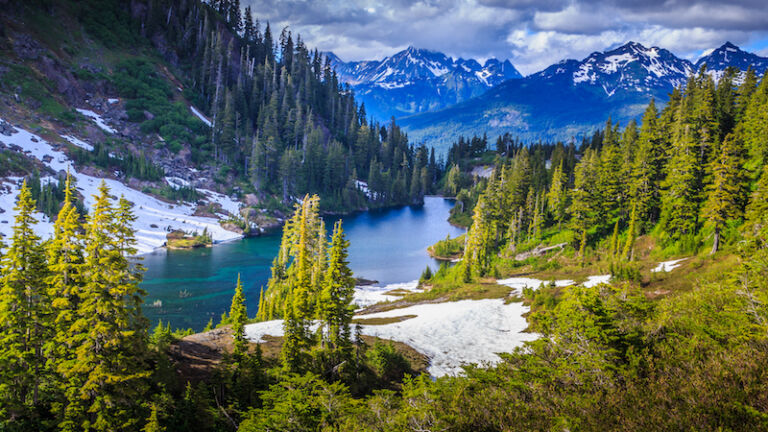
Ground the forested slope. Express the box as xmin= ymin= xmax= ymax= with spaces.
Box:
xmin=0 ymin=0 xmax=440 ymax=219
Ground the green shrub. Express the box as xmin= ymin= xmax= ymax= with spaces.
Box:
xmin=365 ymin=341 xmax=412 ymax=382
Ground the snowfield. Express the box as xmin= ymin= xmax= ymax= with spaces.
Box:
xmin=497 ymin=276 xmax=575 ymax=293
xmin=76 ymin=108 xmax=117 ymax=134
xmin=0 ymin=120 xmax=242 ymax=253
xmin=356 ymin=298 xmax=536 ymax=376
xmin=0 ymin=177 xmax=55 ymax=239
xmin=583 ymin=274 xmax=612 ymax=287
xmin=247 ymin=276 xmax=585 ymax=377
xmin=352 ymin=280 xmax=423 ymax=308
xmin=245 ymin=281 xmax=538 ymax=377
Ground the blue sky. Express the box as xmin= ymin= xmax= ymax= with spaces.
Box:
xmin=244 ymin=0 xmax=768 ymax=75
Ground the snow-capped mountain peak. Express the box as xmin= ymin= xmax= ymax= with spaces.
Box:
xmin=323 ymin=48 xmax=522 ymax=120
xmin=696 ymin=42 xmax=768 ymax=81
xmin=534 ymin=41 xmax=694 ymax=97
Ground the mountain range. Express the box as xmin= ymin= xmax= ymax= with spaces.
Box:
xmin=325 ymin=47 xmax=521 ymax=120
xmin=386 ymin=41 xmax=768 ymax=151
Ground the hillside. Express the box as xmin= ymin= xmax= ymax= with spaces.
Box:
xmin=0 ymin=0 xmax=439 ymax=249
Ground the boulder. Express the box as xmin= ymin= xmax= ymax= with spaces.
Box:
xmin=244 ymin=193 xmax=260 ymax=206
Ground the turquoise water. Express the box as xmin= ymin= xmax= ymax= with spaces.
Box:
xmin=140 ymin=197 xmax=465 ymax=331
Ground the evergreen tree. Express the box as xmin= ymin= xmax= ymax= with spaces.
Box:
xmin=702 ymin=134 xmax=747 ymax=253
xmin=45 ymin=172 xmax=85 ymax=424
xmin=547 ymin=160 xmax=568 ymax=228
xmin=0 ymin=181 xmax=49 ymax=426
xmin=230 ymin=274 xmax=248 ymax=359
xmin=742 ymin=165 xmax=768 ymax=249
xmin=630 ymin=100 xmax=663 ymax=228
xmin=319 ymin=221 xmax=355 ymax=360
xmin=143 ymin=403 xmax=165 ymax=432
xmin=622 ymin=202 xmax=637 ymax=261
xmin=660 ymin=124 xmax=702 ymax=242
xmin=60 ymin=182 xmax=150 ymax=431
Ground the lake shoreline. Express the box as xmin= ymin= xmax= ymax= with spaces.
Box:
xmin=141 ymin=197 xmax=466 ymax=331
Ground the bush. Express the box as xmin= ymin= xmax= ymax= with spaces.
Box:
xmin=365 ymin=341 xmax=412 ymax=382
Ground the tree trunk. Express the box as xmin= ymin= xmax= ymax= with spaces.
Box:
xmin=711 ymin=228 xmax=720 ymax=255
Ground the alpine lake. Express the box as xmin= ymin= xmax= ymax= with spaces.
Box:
xmin=140 ymin=197 xmax=465 ymax=331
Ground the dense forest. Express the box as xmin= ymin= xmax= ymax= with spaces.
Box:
xmin=458 ymin=66 xmax=766 ymax=276
xmin=2 ymin=0 xmax=443 ymax=213
xmin=122 ymin=0 xmax=441 ymax=210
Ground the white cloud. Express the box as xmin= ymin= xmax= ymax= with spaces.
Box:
xmin=243 ymin=0 xmax=768 ymax=75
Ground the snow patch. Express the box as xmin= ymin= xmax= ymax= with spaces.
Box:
xmin=244 ymin=296 xmax=537 ymax=377
xmin=497 ymin=277 xmax=574 ymax=294
xmin=76 ymin=108 xmax=116 ymax=134
xmin=0 ymin=177 xmax=55 ymax=241
xmin=62 ymin=135 xmax=93 ymax=151
xmin=0 ymin=120 xmax=242 ymax=253
xmin=165 ymin=176 xmax=190 ymax=190
xmin=189 ymin=106 xmax=212 ymax=127
xmin=600 ymin=53 xmax=635 ymax=74
xmin=353 ymin=280 xmax=422 ymax=308
xmin=583 ymin=274 xmax=611 ymax=288
xmin=195 ymin=188 xmax=240 ymax=216
xmin=651 ymin=258 xmax=687 ymax=273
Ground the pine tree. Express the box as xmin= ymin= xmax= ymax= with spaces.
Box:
xmin=630 ymin=100 xmax=663 ymax=228
xmin=597 ymin=119 xmax=626 ymax=223
xmin=230 ymin=274 xmax=248 ymax=359
xmin=610 ymin=219 xmax=620 ymax=258
xmin=740 ymin=72 xmax=768 ymax=168
xmin=143 ymin=403 xmax=165 ymax=432
xmin=568 ymin=149 xmax=599 ymax=238
xmin=660 ymin=124 xmax=702 ymax=242
xmin=46 ymin=172 xmax=85 ymax=423
xmin=319 ymin=221 xmax=355 ymax=359
xmin=60 ymin=181 xmax=150 ymax=431
xmin=622 ymin=202 xmax=637 ymax=261
xmin=742 ymin=165 xmax=768 ymax=250
xmin=547 ymin=160 xmax=568 ymax=228
xmin=702 ymin=134 xmax=747 ymax=254
xmin=0 ymin=181 xmax=49 ymax=425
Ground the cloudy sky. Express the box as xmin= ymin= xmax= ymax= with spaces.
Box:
xmin=243 ymin=0 xmax=768 ymax=75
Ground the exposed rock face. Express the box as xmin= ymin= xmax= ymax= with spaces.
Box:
xmin=0 ymin=120 xmax=17 ymax=136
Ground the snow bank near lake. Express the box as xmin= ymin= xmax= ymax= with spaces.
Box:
xmin=246 ymin=280 xmax=538 ymax=377
xmin=353 ymin=280 xmax=422 ymax=308
xmin=244 ymin=296 xmax=536 ymax=377
xmin=652 ymin=258 xmax=687 ymax=273
xmin=497 ymin=275 xmax=611 ymax=291
xmin=497 ymin=276 xmax=574 ymax=294
xmin=0 ymin=120 xmax=242 ymax=253
xmin=358 ymin=298 xmax=536 ymax=376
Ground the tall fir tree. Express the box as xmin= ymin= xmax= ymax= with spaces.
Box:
xmin=60 ymin=182 xmax=150 ymax=432
xmin=230 ymin=274 xmax=248 ymax=359
xmin=0 ymin=181 xmax=49 ymax=427
xmin=702 ymin=134 xmax=747 ymax=253
xmin=319 ymin=221 xmax=355 ymax=359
